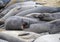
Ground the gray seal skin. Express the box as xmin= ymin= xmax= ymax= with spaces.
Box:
xmin=5 ymin=16 xmax=40 ymax=30
xmin=16 ymin=6 xmax=60 ymax=16
xmin=34 ymin=34 xmax=60 ymax=42
xmin=0 ymin=33 xmax=24 ymax=42
xmin=24 ymin=19 xmax=60 ymax=34
xmin=0 ymin=39 xmax=8 ymax=42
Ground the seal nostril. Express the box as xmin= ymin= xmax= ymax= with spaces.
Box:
xmin=18 ymin=33 xmax=29 ymax=36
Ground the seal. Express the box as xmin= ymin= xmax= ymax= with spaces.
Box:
xmin=24 ymin=23 xmax=51 ymax=33
xmin=5 ymin=16 xmax=40 ymax=30
xmin=24 ymin=19 xmax=60 ymax=34
xmin=0 ymin=33 xmax=24 ymax=42
xmin=0 ymin=31 xmax=40 ymax=42
xmin=36 ymin=12 xmax=60 ymax=21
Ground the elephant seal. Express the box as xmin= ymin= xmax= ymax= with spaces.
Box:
xmin=24 ymin=23 xmax=51 ymax=33
xmin=0 ymin=31 xmax=40 ymax=42
xmin=0 ymin=39 xmax=8 ymax=42
xmin=4 ymin=16 xmax=40 ymax=30
xmin=24 ymin=19 xmax=60 ymax=34
xmin=34 ymin=34 xmax=60 ymax=42
xmin=16 ymin=6 xmax=60 ymax=16
xmin=0 ymin=33 xmax=24 ymax=42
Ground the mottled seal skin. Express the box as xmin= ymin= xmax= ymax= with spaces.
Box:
xmin=5 ymin=16 xmax=40 ymax=30
xmin=24 ymin=19 xmax=60 ymax=34
xmin=0 ymin=33 xmax=24 ymax=42
xmin=16 ymin=6 xmax=60 ymax=16
xmin=34 ymin=34 xmax=60 ymax=42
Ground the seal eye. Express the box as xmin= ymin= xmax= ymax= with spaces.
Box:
xmin=22 ymin=22 xmax=29 ymax=29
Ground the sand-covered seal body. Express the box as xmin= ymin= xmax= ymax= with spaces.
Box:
xmin=0 ymin=33 xmax=24 ymax=42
